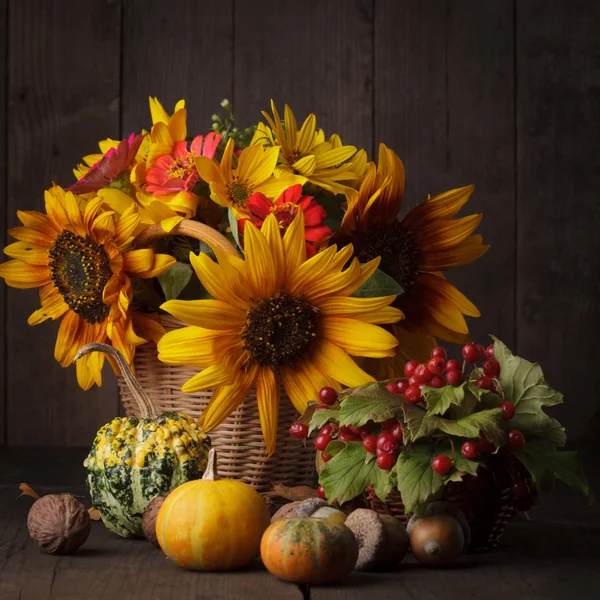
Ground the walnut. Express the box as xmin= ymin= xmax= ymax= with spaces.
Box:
xmin=142 ymin=494 xmax=169 ymax=546
xmin=344 ymin=508 xmax=409 ymax=571
xmin=27 ymin=494 xmax=90 ymax=554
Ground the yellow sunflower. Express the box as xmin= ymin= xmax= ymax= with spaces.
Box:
xmin=195 ymin=137 xmax=301 ymax=215
xmin=0 ymin=185 xmax=175 ymax=389
xmin=335 ymin=143 xmax=489 ymax=371
xmin=157 ymin=211 xmax=403 ymax=454
xmin=254 ymin=101 xmax=360 ymax=198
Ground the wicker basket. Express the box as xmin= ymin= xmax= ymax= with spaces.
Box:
xmin=118 ymin=314 xmax=317 ymax=492
xmin=366 ymin=461 xmax=520 ymax=552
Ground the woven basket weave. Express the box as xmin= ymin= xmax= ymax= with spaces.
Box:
xmin=118 ymin=315 xmax=317 ymax=492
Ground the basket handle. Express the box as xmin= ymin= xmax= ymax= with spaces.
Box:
xmin=132 ymin=219 xmax=242 ymax=258
xmin=73 ymin=343 xmax=157 ymax=419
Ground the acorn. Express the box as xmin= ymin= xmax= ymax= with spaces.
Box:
xmin=27 ymin=494 xmax=90 ymax=554
xmin=409 ymin=515 xmax=465 ymax=567
xmin=142 ymin=494 xmax=169 ymax=546
xmin=344 ymin=508 xmax=409 ymax=571
xmin=407 ymin=501 xmax=471 ymax=552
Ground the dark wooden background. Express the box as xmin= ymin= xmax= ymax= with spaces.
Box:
xmin=0 ymin=0 xmax=598 ymax=447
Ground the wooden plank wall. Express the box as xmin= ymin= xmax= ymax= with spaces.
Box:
xmin=0 ymin=0 xmax=598 ymax=446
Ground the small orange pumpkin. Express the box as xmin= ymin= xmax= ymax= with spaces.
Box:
xmin=261 ymin=516 xmax=358 ymax=584
xmin=156 ymin=448 xmax=270 ymax=571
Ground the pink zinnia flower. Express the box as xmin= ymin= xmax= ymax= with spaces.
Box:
xmin=145 ymin=132 xmax=221 ymax=196
xmin=68 ymin=133 xmax=145 ymax=194
xmin=239 ymin=185 xmax=331 ymax=256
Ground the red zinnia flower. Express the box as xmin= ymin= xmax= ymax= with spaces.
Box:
xmin=239 ymin=185 xmax=331 ymax=256
xmin=145 ymin=133 xmax=221 ymax=197
xmin=68 ymin=133 xmax=145 ymax=194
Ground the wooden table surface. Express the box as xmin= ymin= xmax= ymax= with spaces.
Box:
xmin=1 ymin=448 xmax=598 ymax=600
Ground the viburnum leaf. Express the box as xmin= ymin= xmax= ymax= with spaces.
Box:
xmin=296 ymin=401 xmax=319 ymax=426
xmin=338 ymin=382 xmax=404 ymax=427
xmin=394 ymin=443 xmax=443 ymax=513
xmin=401 ymin=403 xmax=505 ymax=446
xmin=308 ymin=406 xmax=340 ymax=435
xmin=492 ymin=337 xmax=566 ymax=445
xmin=352 ymin=269 xmax=404 ymax=298
xmin=423 ymin=382 xmax=466 ymax=416
xmin=320 ymin=441 xmax=393 ymax=504
xmin=514 ymin=439 xmax=592 ymax=500
xmin=157 ymin=261 xmax=193 ymax=300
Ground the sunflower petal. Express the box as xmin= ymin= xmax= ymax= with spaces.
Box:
xmin=3 ymin=242 xmax=49 ymax=265
xmin=244 ymin=220 xmax=276 ymax=299
xmin=256 ymin=367 xmax=280 ymax=456
xmin=181 ymin=364 xmax=234 ymax=392
xmin=321 ymin=317 xmax=398 ymax=357
xmin=312 ymin=340 xmax=375 ymax=388
xmin=0 ymin=261 xmax=50 ymax=288
xmin=282 ymin=210 xmax=306 ymax=280
xmin=161 ymin=299 xmax=245 ymax=330
xmin=28 ymin=292 xmax=69 ymax=325
xmin=54 ymin=311 xmax=82 ymax=367
xmin=131 ymin=312 xmax=165 ymax=344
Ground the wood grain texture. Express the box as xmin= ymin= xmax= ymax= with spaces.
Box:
xmin=234 ymin=0 xmax=374 ymax=156
xmin=121 ymin=0 xmax=234 ymax=138
xmin=5 ymin=0 xmax=121 ymax=446
xmin=375 ymin=0 xmax=516 ymax=348
xmin=0 ymin=0 xmax=7 ymax=446
xmin=516 ymin=0 xmax=600 ymax=441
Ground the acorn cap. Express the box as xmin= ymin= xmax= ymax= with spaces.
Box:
xmin=344 ymin=508 xmax=385 ymax=571
xmin=270 ymin=498 xmax=326 ymax=523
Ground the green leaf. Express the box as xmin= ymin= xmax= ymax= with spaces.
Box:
xmin=198 ymin=240 xmax=217 ymax=261
xmin=316 ymin=193 xmax=346 ymax=231
xmin=323 ymin=440 xmax=346 ymax=458
xmin=492 ymin=337 xmax=566 ymax=445
xmin=308 ymin=407 xmax=340 ymax=435
xmin=351 ymin=269 xmax=403 ymax=298
xmin=423 ymin=383 xmax=466 ymax=416
xmin=296 ymin=402 xmax=319 ymax=426
xmin=402 ymin=403 xmax=505 ymax=446
xmin=228 ymin=207 xmax=243 ymax=253
xmin=514 ymin=440 xmax=592 ymax=500
xmin=395 ymin=443 xmax=443 ymax=513
xmin=157 ymin=262 xmax=193 ymax=301
xmin=320 ymin=442 xmax=393 ymax=504
xmin=338 ymin=382 xmax=404 ymax=427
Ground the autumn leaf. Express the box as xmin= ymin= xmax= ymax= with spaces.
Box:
xmin=19 ymin=483 xmax=41 ymax=500
xmin=88 ymin=507 xmax=101 ymax=521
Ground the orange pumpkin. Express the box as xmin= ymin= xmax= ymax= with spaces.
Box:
xmin=261 ymin=517 xmax=358 ymax=584
xmin=156 ymin=448 xmax=270 ymax=571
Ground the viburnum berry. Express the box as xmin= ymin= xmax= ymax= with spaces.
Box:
xmin=414 ymin=363 xmax=433 ymax=383
xmin=314 ymin=405 xmax=328 ymax=411
xmin=337 ymin=431 xmax=360 ymax=442
xmin=404 ymin=360 xmax=419 ymax=378
xmin=317 ymin=485 xmax=326 ymax=500
xmin=314 ymin=433 xmax=331 ymax=451
xmin=475 ymin=376 xmax=494 ymax=390
xmin=500 ymin=401 xmax=515 ymax=419
xmin=320 ymin=424 xmax=334 ymax=437
xmin=319 ymin=386 xmax=338 ymax=406
xmin=379 ymin=439 xmax=399 ymax=456
xmin=429 ymin=375 xmax=446 ymax=389
xmin=483 ymin=358 xmax=500 ymax=378
xmin=386 ymin=382 xmax=402 ymax=394
xmin=376 ymin=451 xmax=397 ymax=470
xmin=408 ymin=375 xmax=419 ymax=387
xmin=446 ymin=359 xmax=462 ymax=371
xmin=431 ymin=455 xmax=453 ymax=475
xmin=485 ymin=344 xmax=495 ymax=359
xmin=404 ymin=385 xmax=422 ymax=403
xmin=462 ymin=344 xmax=480 ymax=363
xmin=431 ymin=346 xmax=448 ymax=360
xmin=476 ymin=344 xmax=486 ymax=360
xmin=477 ymin=435 xmax=496 ymax=453
xmin=511 ymin=480 xmax=530 ymax=499
xmin=381 ymin=418 xmax=398 ymax=429
xmin=446 ymin=369 xmax=463 ymax=386
xmin=321 ymin=451 xmax=333 ymax=463
xmin=289 ymin=423 xmax=309 ymax=439
xmin=514 ymin=494 xmax=534 ymax=512
xmin=508 ymin=429 xmax=526 ymax=450
xmin=461 ymin=441 xmax=479 ymax=459
xmin=362 ymin=434 xmax=378 ymax=453
xmin=427 ymin=357 xmax=446 ymax=375
xmin=377 ymin=431 xmax=397 ymax=451
xmin=396 ymin=379 xmax=410 ymax=394
xmin=391 ymin=423 xmax=404 ymax=441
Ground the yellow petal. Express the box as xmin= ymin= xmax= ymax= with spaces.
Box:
xmin=261 ymin=214 xmax=285 ymax=290
xmin=283 ymin=104 xmax=298 ymax=148
xmin=317 ymin=295 xmax=397 ymax=317
xmin=246 ymin=146 xmax=280 ymax=186
xmin=63 ymin=191 xmax=86 ymax=235
xmin=122 ymin=249 xmax=154 ymax=273
xmin=160 ymin=215 xmax=185 ymax=232
xmin=280 ymin=365 xmax=319 ymax=414
xmin=132 ymin=254 xmax=176 ymax=279
xmin=256 ymin=367 xmax=280 ymax=456
xmin=297 ymin=113 xmax=317 ymax=154
xmin=244 ymin=220 xmax=276 ymax=299
xmin=131 ymin=312 xmax=165 ymax=344
xmin=16 ymin=210 xmax=59 ymax=238
xmin=292 ymin=155 xmax=317 ymax=177
xmin=161 ymin=299 xmax=245 ymax=330
xmin=3 ymin=241 xmax=49 ymax=265
xmin=282 ymin=210 xmax=306 ymax=280
xmin=54 ymin=310 xmax=82 ymax=366
xmin=7 ymin=226 xmax=54 ymax=248
xmin=321 ymin=317 xmax=398 ymax=358
xmin=181 ymin=364 xmax=235 ymax=393
xmin=220 ymin=138 xmax=235 ymax=181
xmin=168 ymin=107 xmax=187 ymax=142
xmin=0 ymin=261 xmax=50 ymax=288
xmin=312 ymin=340 xmax=375 ymax=388
xmin=314 ymin=146 xmax=357 ymax=170
xmin=28 ymin=292 xmax=69 ymax=325
xmin=195 ymin=155 xmax=223 ymax=186
xmin=149 ymin=96 xmax=170 ymax=125
xmin=91 ymin=211 xmax=116 ymax=244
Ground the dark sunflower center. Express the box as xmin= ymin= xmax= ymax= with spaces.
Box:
xmin=228 ymin=182 xmax=250 ymax=206
xmin=350 ymin=222 xmax=420 ymax=291
xmin=48 ymin=231 xmax=113 ymax=323
xmin=242 ymin=293 xmax=317 ymax=367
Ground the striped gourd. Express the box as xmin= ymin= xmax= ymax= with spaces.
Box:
xmin=77 ymin=343 xmax=210 ymax=538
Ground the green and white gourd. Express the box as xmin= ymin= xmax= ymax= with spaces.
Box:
xmin=75 ymin=343 xmax=211 ymax=538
